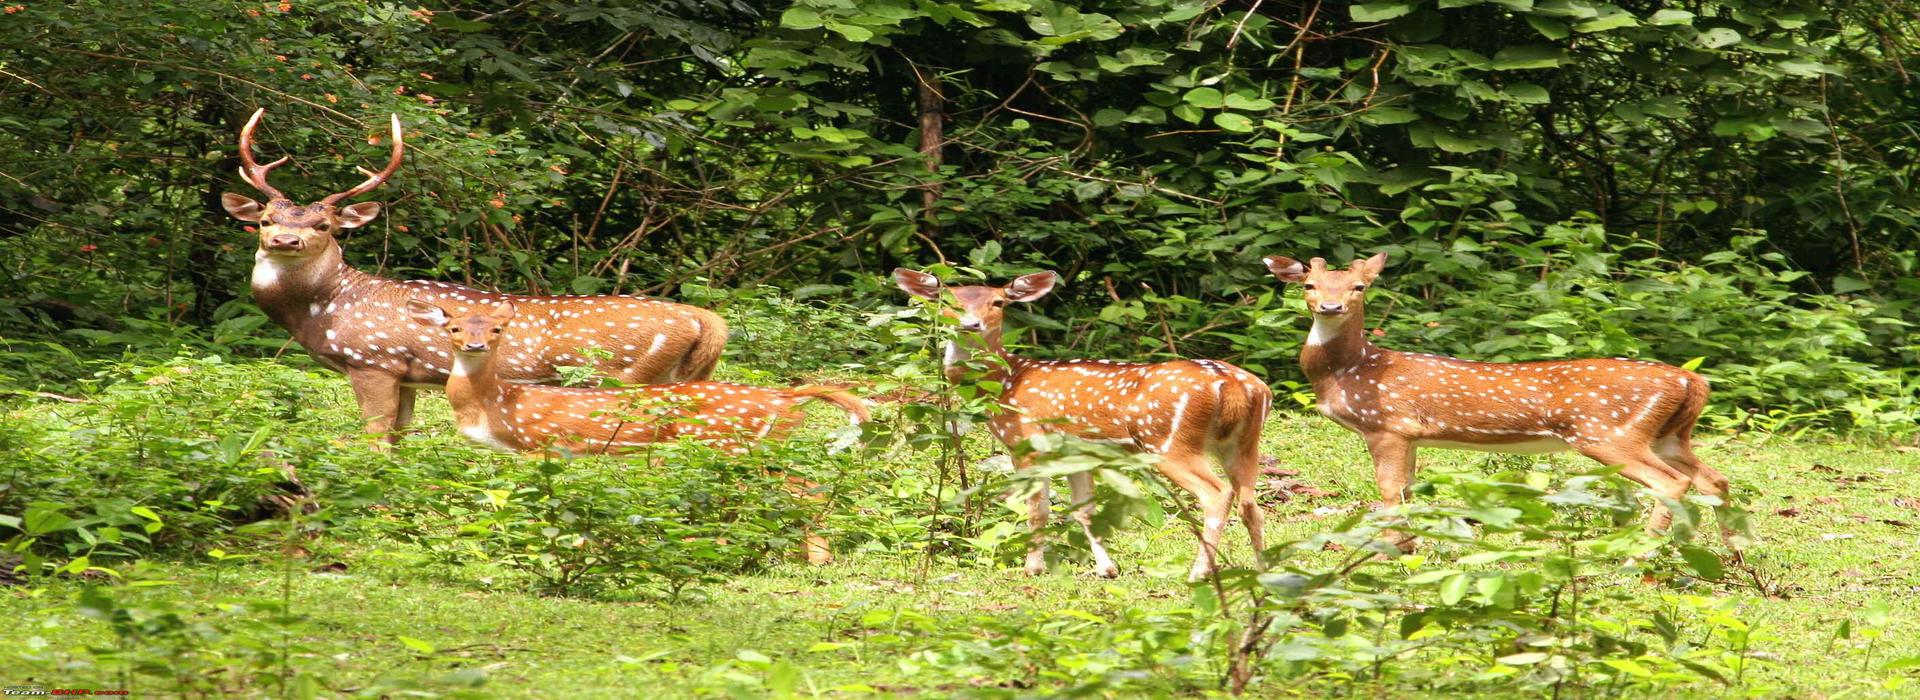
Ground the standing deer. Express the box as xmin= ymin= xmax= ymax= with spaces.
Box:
xmin=220 ymin=109 xmax=727 ymax=443
xmin=893 ymin=268 xmax=1271 ymax=580
xmin=408 ymin=298 xmax=867 ymax=563
xmin=1262 ymin=253 xmax=1735 ymax=552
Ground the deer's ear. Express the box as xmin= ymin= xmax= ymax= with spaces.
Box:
xmin=337 ymin=202 xmax=383 ymax=229
xmin=892 ymin=268 xmax=943 ymax=300
xmin=222 ymin=193 xmax=265 ymax=222
xmin=407 ymin=299 xmax=449 ymax=327
xmin=1006 ymin=271 xmax=1060 ymax=303
xmin=1356 ymin=252 xmax=1389 ymax=281
xmin=1262 ymin=256 xmax=1308 ymax=283
xmin=490 ymin=301 xmax=516 ymax=321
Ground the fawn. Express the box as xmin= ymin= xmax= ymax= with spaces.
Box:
xmin=895 ymin=268 xmax=1271 ymax=580
xmin=1263 ymin=253 xmax=1735 ymax=552
xmin=409 ymin=298 xmax=866 ymax=564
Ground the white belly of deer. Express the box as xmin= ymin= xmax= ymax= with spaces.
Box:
xmin=460 ymin=422 xmax=517 ymax=453
xmin=1414 ymin=437 xmax=1570 ymax=454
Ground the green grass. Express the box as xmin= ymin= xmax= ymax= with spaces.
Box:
xmin=3 ymin=366 xmax=1919 ymax=698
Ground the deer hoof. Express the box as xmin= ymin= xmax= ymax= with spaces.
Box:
xmin=1092 ymin=564 xmax=1119 ymax=579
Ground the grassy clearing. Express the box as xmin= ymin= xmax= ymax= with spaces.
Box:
xmin=3 ymin=366 xmax=1918 ymax=698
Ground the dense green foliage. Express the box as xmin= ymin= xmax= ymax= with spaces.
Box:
xmin=3 ymin=0 xmax=1917 ymax=432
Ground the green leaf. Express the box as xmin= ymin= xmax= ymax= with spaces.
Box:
xmin=1223 ymin=92 xmax=1275 ymax=111
xmin=1350 ymin=2 xmax=1416 ymax=22
xmin=1492 ymin=45 xmax=1569 ymax=70
xmin=398 ymin=635 xmax=436 ymax=654
xmin=1679 ymin=545 xmax=1723 ymax=580
xmin=1439 ymin=573 xmax=1471 ymax=604
xmin=129 ymin=506 xmax=163 ymax=523
xmin=1832 ymin=276 xmax=1870 ymax=294
xmin=825 ymin=22 xmax=874 ymax=42
xmin=1183 ymin=87 xmax=1224 ymax=108
xmin=780 ymin=7 xmax=824 ymax=29
xmin=1505 ymin=83 xmax=1550 ymax=104
xmin=1680 ymin=356 xmax=1706 ymax=372
xmin=1525 ymin=16 xmax=1570 ymax=40
xmin=1213 ymin=113 xmax=1254 ymax=132
xmin=1602 ymin=658 xmax=1653 ymax=677
xmin=1697 ymin=27 xmax=1742 ymax=49
xmin=1359 ymin=107 xmax=1420 ymax=125
xmin=1498 ymin=652 xmax=1550 ymax=665
xmin=1647 ymin=9 xmax=1694 ymax=26
xmin=1573 ymin=10 xmax=1637 ymax=33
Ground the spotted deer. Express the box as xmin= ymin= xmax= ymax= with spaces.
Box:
xmin=894 ymin=269 xmax=1271 ymax=580
xmin=1262 ymin=253 xmax=1735 ymax=552
xmin=409 ymin=298 xmax=864 ymax=562
xmin=220 ymin=109 xmax=727 ymax=443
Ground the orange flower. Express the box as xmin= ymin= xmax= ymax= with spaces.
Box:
xmin=396 ymin=224 xmax=411 ymax=233
xmin=324 ymin=93 xmax=338 ymax=103
xmin=488 ymin=199 xmax=506 ymax=208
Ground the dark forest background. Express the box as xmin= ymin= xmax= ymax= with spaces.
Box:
xmin=2 ymin=0 xmax=1916 ymax=434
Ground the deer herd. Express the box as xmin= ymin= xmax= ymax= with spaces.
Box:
xmin=222 ymin=111 xmax=1736 ymax=578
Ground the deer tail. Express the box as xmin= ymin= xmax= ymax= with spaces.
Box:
xmin=674 ymin=309 xmax=730 ymax=381
xmin=786 ymin=385 xmax=871 ymax=425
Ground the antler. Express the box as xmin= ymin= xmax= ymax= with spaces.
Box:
xmin=236 ymin=108 xmax=290 ymax=201
xmin=320 ymin=114 xmax=405 ymax=207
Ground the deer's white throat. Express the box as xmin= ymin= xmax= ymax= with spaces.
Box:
xmin=450 ymin=353 xmax=489 ymax=378
xmin=943 ymin=340 xmax=972 ymax=367
xmin=1305 ymin=314 xmax=1346 ymax=347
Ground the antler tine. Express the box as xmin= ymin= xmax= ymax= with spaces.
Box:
xmin=237 ymin=108 xmax=289 ymax=201
xmin=321 ymin=113 xmax=405 ymax=207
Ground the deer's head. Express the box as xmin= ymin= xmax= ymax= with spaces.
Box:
xmin=220 ymin=109 xmax=404 ymax=261
xmin=892 ymin=268 xmax=1058 ymax=342
xmin=1263 ymin=252 xmax=1388 ymax=317
xmin=408 ymin=298 xmax=515 ymax=354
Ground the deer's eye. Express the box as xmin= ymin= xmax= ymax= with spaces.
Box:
xmin=991 ymin=299 xmax=1008 ymax=308
xmin=314 ymin=223 xmax=332 ymax=234
xmin=1352 ymin=284 xmax=1367 ymax=291
xmin=1302 ymin=283 xmax=1316 ymax=291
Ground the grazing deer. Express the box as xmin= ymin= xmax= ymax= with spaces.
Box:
xmin=1262 ymin=253 xmax=1734 ymax=552
xmin=220 ymin=109 xmax=727 ymax=443
xmin=893 ymin=269 xmax=1271 ymax=580
xmin=409 ymin=298 xmax=867 ymax=564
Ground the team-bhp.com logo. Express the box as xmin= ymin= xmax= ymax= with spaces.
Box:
xmin=3 ymin=687 xmax=130 ymax=696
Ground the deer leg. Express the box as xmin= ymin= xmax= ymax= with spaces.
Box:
xmin=1013 ymin=452 xmax=1053 ymax=576
xmin=393 ymin=386 xmax=419 ymax=435
xmin=1655 ymin=435 xmax=1740 ymax=553
xmin=1363 ymin=433 xmax=1418 ymax=553
xmin=1066 ymin=471 xmax=1120 ymax=578
xmin=1578 ymin=442 xmax=1692 ymax=536
xmin=1158 ymin=452 xmax=1232 ymax=582
xmin=1224 ymin=432 xmax=1267 ymax=569
xmin=345 ymin=370 xmax=403 ymax=447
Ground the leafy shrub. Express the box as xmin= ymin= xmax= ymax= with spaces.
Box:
xmin=789 ymin=461 xmax=1772 ymax=696
xmin=403 ymin=438 xmax=867 ymax=600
